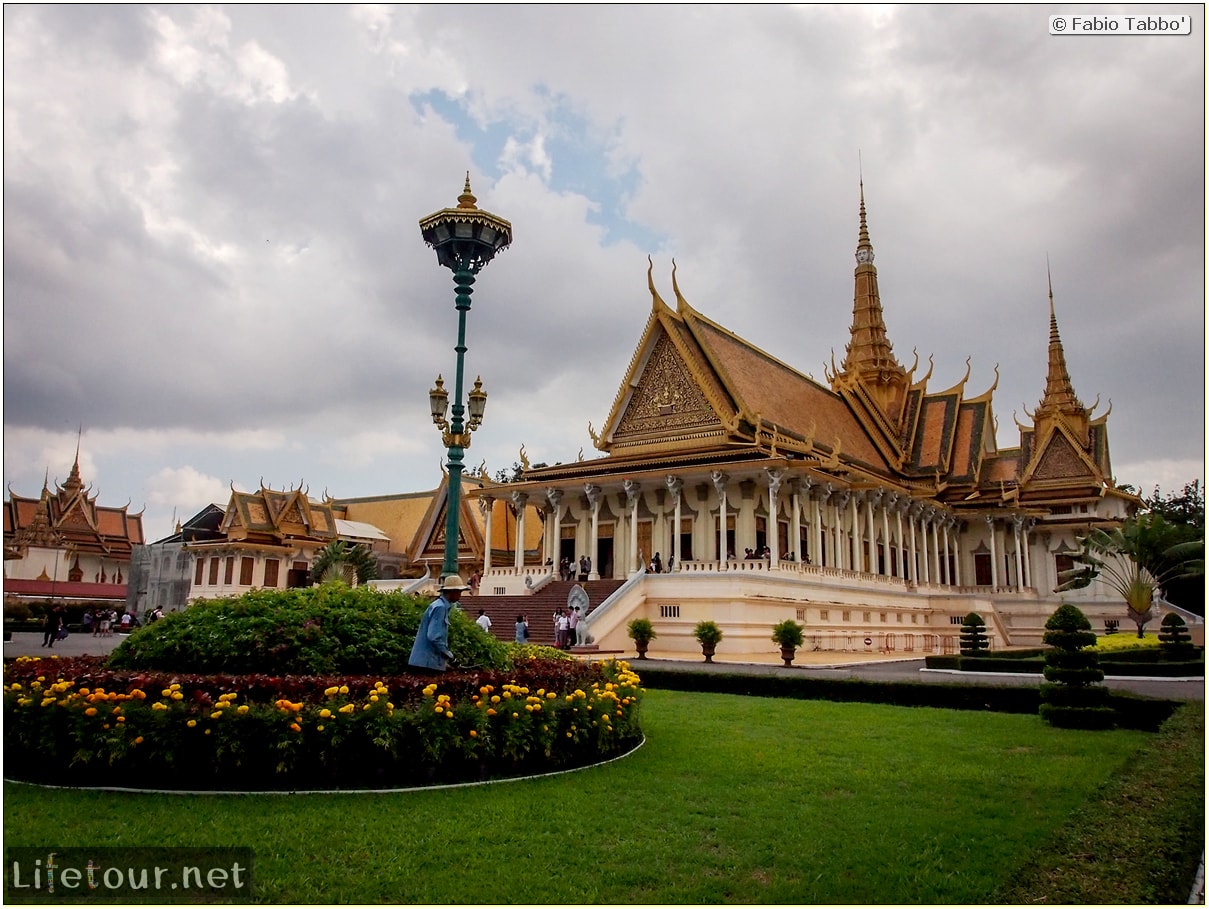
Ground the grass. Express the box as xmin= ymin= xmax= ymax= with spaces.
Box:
xmin=3 ymin=689 xmax=1196 ymax=904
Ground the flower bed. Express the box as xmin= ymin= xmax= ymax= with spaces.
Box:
xmin=3 ymin=655 xmax=643 ymax=791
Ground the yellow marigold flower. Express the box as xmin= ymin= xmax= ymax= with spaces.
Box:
xmin=319 ymin=709 xmax=332 ymax=719
xmin=132 ymin=689 xmax=146 ymax=700
xmin=210 ymin=711 xmax=223 ymax=720
xmin=487 ymin=708 xmax=497 ymax=716
xmin=161 ymin=689 xmax=173 ymax=697
xmin=79 ymin=688 xmax=91 ymax=696
xmin=237 ymin=705 xmax=249 ymax=714
xmin=103 ymin=724 xmax=110 ymax=729
xmin=116 ymin=716 xmax=126 ymax=723
xmin=316 ymin=725 xmax=325 ymax=732
xmin=339 ymin=685 xmax=349 ymax=694
xmin=84 ymin=707 xmax=98 ymax=716
xmin=112 ymin=706 xmax=122 ymax=715
xmin=187 ymin=719 xmax=197 ymax=727
xmin=133 ymin=736 xmax=144 ymax=744
xmin=370 ymin=694 xmax=379 ymax=703
xmin=469 ymin=729 xmax=477 ymax=737
xmin=9 ymin=683 xmax=20 ymax=691
xmin=171 ymin=692 xmax=184 ymax=701
xmin=479 ymin=686 xmax=490 ymax=696
xmin=566 ymin=732 xmax=572 ymax=738
xmin=547 ymin=692 xmax=556 ymax=700
xmin=444 ymin=709 xmax=453 ymax=717
xmin=204 ymin=729 xmax=210 ymax=735
xmin=512 ymin=712 xmax=519 ymax=719
xmin=387 ymin=702 xmax=394 ymax=710
xmin=151 ymin=702 xmax=168 ymax=711
xmin=490 ymin=695 xmax=500 ymax=704
xmin=170 ymin=684 xmax=181 ymax=691
xmin=324 ymin=686 xmax=339 ymax=697
xmin=289 ymin=723 xmax=301 ymax=733
xmin=339 ymin=703 xmax=355 ymax=714
xmin=434 ymin=704 xmax=444 ymax=714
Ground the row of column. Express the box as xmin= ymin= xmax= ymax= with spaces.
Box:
xmin=477 ymin=472 xmax=1035 ymax=590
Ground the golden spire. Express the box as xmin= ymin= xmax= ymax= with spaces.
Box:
xmin=837 ymin=178 xmax=906 ymax=398
xmin=1038 ymin=264 xmax=1084 ymax=416
xmin=456 ymin=172 xmax=477 ymax=209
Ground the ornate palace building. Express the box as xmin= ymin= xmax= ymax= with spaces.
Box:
xmin=466 ymin=188 xmax=1138 ymax=658
xmin=3 ymin=451 xmax=145 ymax=609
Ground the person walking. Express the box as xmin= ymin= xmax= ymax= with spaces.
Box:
xmin=408 ymin=575 xmax=470 ymax=672
xmin=41 ymin=606 xmax=64 ymax=648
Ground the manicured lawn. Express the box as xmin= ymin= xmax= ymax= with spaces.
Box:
xmin=1 ymin=689 xmax=1165 ymax=903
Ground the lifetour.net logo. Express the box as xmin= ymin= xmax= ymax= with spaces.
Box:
xmin=5 ymin=847 xmax=253 ymax=904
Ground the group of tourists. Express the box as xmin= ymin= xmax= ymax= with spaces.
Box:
xmin=557 ymin=556 xmax=592 ymax=582
xmin=82 ymin=608 xmax=128 ymax=636
xmin=553 ymin=606 xmax=585 ymax=649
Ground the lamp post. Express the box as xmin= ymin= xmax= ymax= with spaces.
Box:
xmin=420 ymin=174 xmax=512 ymax=580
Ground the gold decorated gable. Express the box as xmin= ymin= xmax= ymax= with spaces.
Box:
xmin=614 ymin=333 xmax=723 ymax=442
xmin=1031 ymin=431 xmax=1097 ymax=482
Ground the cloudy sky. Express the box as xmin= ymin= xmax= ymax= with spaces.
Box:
xmin=4 ymin=4 xmax=1204 ymax=544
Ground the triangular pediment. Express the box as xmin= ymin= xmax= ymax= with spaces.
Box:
xmin=612 ymin=331 xmax=726 ymax=445
xmin=1022 ymin=426 xmax=1101 ymax=486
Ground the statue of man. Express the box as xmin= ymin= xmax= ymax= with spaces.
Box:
xmin=408 ymin=574 xmax=470 ymax=672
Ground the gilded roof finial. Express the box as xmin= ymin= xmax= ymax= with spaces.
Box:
xmin=457 ymin=172 xmax=478 ymax=210
xmin=1038 ymin=263 xmax=1084 ymax=415
xmin=856 ymin=167 xmax=873 ymax=263
xmin=646 ymin=256 xmax=668 ymax=311
xmin=671 ymin=258 xmax=689 ymax=311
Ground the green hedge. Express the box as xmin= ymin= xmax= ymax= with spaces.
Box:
xmin=635 ymin=668 xmax=1181 ymax=731
xmin=925 ymin=654 xmax=1204 ymax=677
xmin=106 ymin=585 xmax=511 ymax=676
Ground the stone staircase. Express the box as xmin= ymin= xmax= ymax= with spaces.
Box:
xmin=466 ymin=579 xmax=627 ymax=647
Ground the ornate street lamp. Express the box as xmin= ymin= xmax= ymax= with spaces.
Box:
xmin=420 ymin=174 xmax=512 ymax=580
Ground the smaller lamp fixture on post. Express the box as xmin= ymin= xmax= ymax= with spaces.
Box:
xmin=420 ymin=174 xmax=512 ymax=580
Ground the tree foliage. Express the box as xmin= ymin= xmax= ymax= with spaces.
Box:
xmin=1056 ymin=514 xmax=1204 ymax=635
xmin=1141 ymin=481 xmax=1205 ymax=616
xmin=311 ymin=540 xmax=379 ymax=586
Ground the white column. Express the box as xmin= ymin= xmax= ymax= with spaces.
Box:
xmin=1022 ymin=518 xmax=1034 ymax=589
xmin=881 ymin=492 xmax=896 ymax=576
xmin=812 ymin=487 xmax=824 ymax=567
xmin=867 ymin=490 xmax=880 ymax=574
xmin=480 ymin=496 xmax=494 ymax=574
xmin=895 ymin=499 xmax=907 ymax=578
xmin=666 ymin=476 xmax=683 ymax=570
xmin=711 ymin=471 xmax=729 ymax=567
xmin=766 ymin=468 xmax=784 ymax=569
xmin=986 ymin=515 xmax=1000 ymax=588
xmin=846 ymin=492 xmax=859 ymax=573
xmin=908 ymin=503 xmax=920 ymax=583
xmin=624 ymin=479 xmax=642 ymax=575
xmin=931 ymin=510 xmax=942 ymax=584
xmin=790 ymin=480 xmax=802 ymax=564
xmin=545 ymin=488 xmax=563 ymax=568
xmin=1013 ymin=516 xmax=1025 ymax=593
xmin=511 ymin=492 xmax=528 ymax=572
xmin=942 ymin=516 xmax=952 ymax=586
xmin=951 ymin=518 xmax=963 ymax=586
xmin=586 ymin=484 xmax=602 ymax=581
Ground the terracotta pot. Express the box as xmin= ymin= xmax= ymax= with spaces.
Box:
xmin=701 ymin=642 xmax=716 ymax=663
xmin=780 ymin=645 xmax=795 ymax=667
xmin=635 ymin=641 xmax=649 ymax=660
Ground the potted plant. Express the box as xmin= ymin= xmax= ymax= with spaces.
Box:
xmin=626 ymin=617 xmax=657 ymax=659
xmin=771 ymin=619 xmax=804 ymax=666
xmin=693 ymin=620 xmax=723 ymax=663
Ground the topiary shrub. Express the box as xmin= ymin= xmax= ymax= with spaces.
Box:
xmin=959 ymin=612 xmax=989 ymax=656
xmin=1039 ymin=603 xmax=1114 ymax=729
xmin=106 ymin=585 xmax=510 ymax=676
xmin=1157 ymin=613 xmax=1195 ymax=660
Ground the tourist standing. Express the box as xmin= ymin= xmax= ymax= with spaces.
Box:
xmin=515 ymin=614 xmax=528 ymax=643
xmin=475 ymin=609 xmax=492 ymax=633
xmin=568 ymin=605 xmax=580 ymax=648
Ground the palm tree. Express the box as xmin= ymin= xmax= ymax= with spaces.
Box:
xmin=310 ymin=541 xmax=379 ymax=586
xmin=1056 ymin=514 xmax=1203 ymax=637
